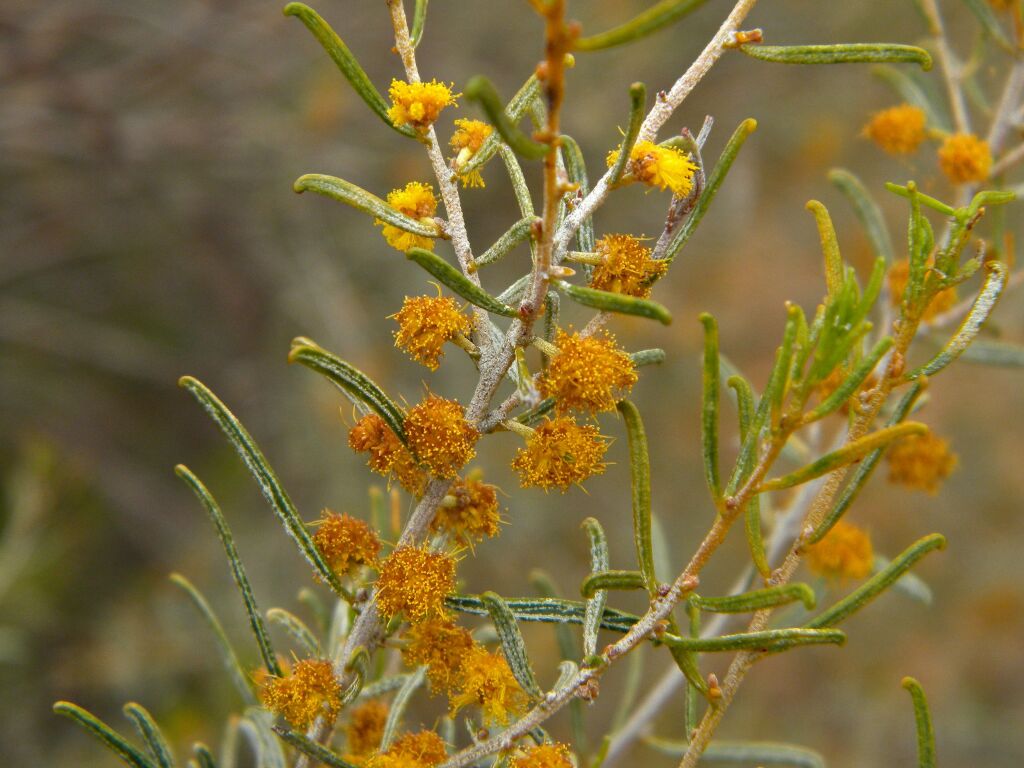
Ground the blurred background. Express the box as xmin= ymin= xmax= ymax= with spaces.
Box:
xmin=2 ymin=0 xmax=1023 ymax=765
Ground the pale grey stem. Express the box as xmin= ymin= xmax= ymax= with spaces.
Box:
xmin=919 ymin=0 xmax=971 ymax=134
xmin=987 ymin=59 xmax=1024 ymax=155
xmin=990 ymin=140 xmax=1024 ymax=177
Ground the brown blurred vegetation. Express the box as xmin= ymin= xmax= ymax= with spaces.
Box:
xmin=1 ymin=0 xmax=1022 ymax=765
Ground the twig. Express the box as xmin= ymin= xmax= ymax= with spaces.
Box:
xmin=918 ymin=0 xmax=971 ymax=134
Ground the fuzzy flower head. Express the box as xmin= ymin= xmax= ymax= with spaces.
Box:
xmin=450 ymin=645 xmax=529 ymax=726
xmin=938 ymin=132 xmax=992 ymax=185
xmin=511 ymin=416 xmax=609 ymax=492
xmin=540 ymin=329 xmax=638 ymax=414
xmin=375 ymin=545 xmax=456 ymax=622
xmin=258 ymin=658 xmax=341 ymax=729
xmin=401 ymin=614 xmax=475 ymax=693
xmin=863 ymin=104 xmax=927 ymax=155
xmin=377 ymin=182 xmax=438 ymax=252
xmin=887 ymin=431 xmax=958 ymax=494
xmin=387 ymin=79 xmax=458 ymax=131
xmin=589 ymin=234 xmax=667 ymax=298
xmin=404 ymin=395 xmax=478 ymax=478
xmin=391 ymin=294 xmax=472 ymax=370
xmin=450 ymin=118 xmax=494 ymax=188
xmin=313 ymin=511 xmax=381 ymax=578
xmin=431 ymin=473 xmax=502 ymax=544
xmin=367 ymin=730 xmax=448 ymax=768
xmin=510 ymin=743 xmax=575 ymax=768
xmin=805 ymin=520 xmax=874 ymax=581
xmin=886 ymin=259 xmax=958 ymax=321
xmin=345 ymin=700 xmax=389 ymax=759
xmin=348 ymin=413 xmax=427 ymax=496
xmin=607 ymin=140 xmax=697 ymax=198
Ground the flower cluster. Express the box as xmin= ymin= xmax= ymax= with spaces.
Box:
xmin=863 ymin=104 xmax=927 ymax=155
xmin=607 ymin=139 xmax=697 ymax=197
xmin=404 ymin=394 xmax=478 ymax=478
xmin=937 ymin=132 xmax=992 ymax=184
xmin=887 ymin=431 xmax=958 ymax=494
xmin=392 ymin=294 xmax=473 ymax=370
xmin=540 ymin=329 xmax=637 ymax=414
xmin=805 ymin=520 xmax=874 ymax=581
xmin=367 ymin=730 xmax=449 ymax=768
xmin=345 ymin=699 xmax=389 ymax=761
xmin=589 ymin=234 xmax=667 ymax=298
xmin=512 ymin=416 xmax=609 ymax=492
xmin=375 ymin=545 xmax=456 ymax=622
xmin=313 ymin=511 xmax=381 ymax=578
xmin=401 ymin=615 xmax=476 ymax=692
xmin=431 ymin=473 xmax=502 ymax=544
xmin=377 ymin=182 xmax=438 ymax=252
xmin=450 ymin=118 xmax=494 ymax=188
xmin=258 ymin=658 xmax=341 ymax=729
xmin=510 ymin=743 xmax=575 ymax=768
xmin=387 ymin=79 xmax=458 ymax=131
xmin=348 ymin=413 xmax=427 ymax=495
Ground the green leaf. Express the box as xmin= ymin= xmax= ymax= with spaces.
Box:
xmin=556 ymin=280 xmax=672 ymax=324
xmin=665 ymin=118 xmax=757 ymax=264
xmin=561 ymin=135 xmax=594 ymax=252
xmin=283 ymin=4 xmax=415 ymax=137
xmin=616 ymin=401 xmax=658 ymax=596
xmin=474 ymin=217 xmax=536 ymax=268
xmin=405 ymin=247 xmax=518 ymax=316
xmin=581 ymin=517 xmax=610 ymax=657
xmin=380 ymin=666 xmax=426 ymax=750
xmin=123 ymin=703 xmax=175 ymax=768
xmin=482 ymin=592 xmax=544 ymax=699
xmin=699 ymin=313 xmax=722 ymax=499
xmin=806 ymin=200 xmax=843 ymax=301
xmin=464 ymin=76 xmax=551 ymax=160
xmin=461 ymin=73 xmax=544 ymax=176
xmin=741 ymin=43 xmax=932 ymax=69
xmin=54 ymin=702 xmax=155 ymax=768
xmin=266 ymin=608 xmax=320 ymax=656
xmin=661 ymin=627 xmax=845 ymax=653
xmin=885 ymin=181 xmax=956 ymax=216
xmin=410 ymin=0 xmax=428 ymax=47
xmin=581 ymin=569 xmax=646 ymax=598
xmin=272 ymin=729 xmax=360 ymax=768
xmin=645 ymin=736 xmax=826 ymax=767
xmin=692 ymin=583 xmax=816 ymax=613
xmin=631 ymin=348 xmax=666 ymax=367
xmin=953 ymin=337 xmax=1024 ymax=367
xmin=902 ymin=677 xmax=936 ymax=768
xmin=806 ymin=534 xmax=947 ymax=628
xmin=238 ymin=710 xmax=285 ymax=768
xmin=575 ymin=0 xmax=710 ymax=50
xmin=965 ymin=189 xmax=1016 ymax=220
xmin=761 ymin=422 xmax=928 ymax=492
xmin=908 ymin=261 xmax=1008 ymax=379
xmin=609 ymin=83 xmax=647 ymax=185
xmin=293 ymin=174 xmax=439 ymax=236
xmin=446 ymin=594 xmax=641 ymax=634
xmin=192 ymin=744 xmax=217 ymax=768
xmin=287 ymin=338 xmax=407 ymax=441
xmin=176 ymin=465 xmax=280 ymax=677
xmin=829 ymin=169 xmax=894 ymax=261
xmin=179 ymin=377 xmax=345 ymax=594
xmin=803 ymin=336 xmax=893 ymax=423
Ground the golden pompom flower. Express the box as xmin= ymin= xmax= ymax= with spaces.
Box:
xmin=805 ymin=520 xmax=874 ymax=581
xmin=387 ymin=79 xmax=458 ymax=131
xmin=511 ymin=416 xmax=609 ymax=492
xmin=450 ymin=645 xmax=529 ymax=726
xmin=937 ymin=132 xmax=992 ymax=185
xmin=348 ymin=414 xmax=428 ymax=496
xmin=345 ymin=700 xmax=389 ymax=758
xmin=431 ymin=473 xmax=502 ymax=544
xmin=376 ymin=182 xmax=438 ymax=252
xmin=887 ymin=431 xmax=958 ymax=494
xmin=450 ymin=118 xmax=494 ymax=188
xmin=367 ymin=730 xmax=448 ymax=768
xmin=886 ymin=259 xmax=958 ymax=321
xmin=589 ymin=234 xmax=667 ymax=298
xmin=391 ymin=295 xmax=472 ymax=370
xmin=607 ymin=140 xmax=697 ymax=198
xmin=401 ymin=614 xmax=476 ymax=693
xmin=539 ymin=329 xmax=637 ymax=414
xmin=258 ymin=658 xmax=341 ymax=729
xmin=863 ymin=104 xmax=927 ymax=155
xmin=313 ymin=511 xmax=381 ymax=577
xmin=404 ymin=395 xmax=478 ymax=478
xmin=375 ymin=545 xmax=456 ymax=622
xmin=510 ymin=743 xmax=575 ymax=768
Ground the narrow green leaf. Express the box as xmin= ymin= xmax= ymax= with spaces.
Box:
xmin=446 ymin=594 xmax=641 ymax=634
xmin=806 ymin=200 xmax=843 ymax=301
xmin=175 ymin=465 xmax=280 ymax=677
xmin=965 ymin=189 xmax=1016 ymax=220
xmin=482 ymin=592 xmax=543 ymax=699
xmin=287 ymin=338 xmax=407 ymax=441
xmin=179 ymin=377 xmax=345 ymax=594
xmin=692 ymin=583 xmax=816 ymax=613
xmin=902 ymin=677 xmax=936 ymax=768
xmin=728 ymin=375 xmax=755 ymax=441
xmin=238 ymin=710 xmax=285 ymax=768
xmin=192 ymin=744 xmax=217 ymax=768
xmin=631 ymin=348 xmax=666 ymax=367
xmin=661 ymin=627 xmax=845 ymax=653
xmin=699 ymin=314 xmax=722 ymax=500
xmin=498 ymin=145 xmax=536 ymax=220
xmin=885 ymin=181 xmax=956 ymax=216
xmin=954 ymin=337 xmax=1024 ymax=367
xmin=646 ymin=737 xmax=826 ymax=767
xmin=266 ymin=608 xmax=319 ymax=656
xmin=410 ymin=0 xmax=428 ymax=47
xmin=581 ymin=517 xmax=610 ymax=657
xmin=666 ymin=118 xmax=757 ymax=264
xmin=807 ymin=534 xmax=947 ymax=628
xmin=561 ymin=135 xmax=594 ymax=252
xmin=804 ymin=337 xmax=893 ymax=423
xmin=745 ymin=494 xmax=769 ymax=578
xmin=609 ymin=83 xmax=647 ymax=185
xmin=54 ymin=702 xmax=155 ymax=768
xmin=218 ymin=718 xmax=239 ymax=768
xmin=741 ymin=43 xmax=932 ymax=69
xmin=908 ymin=261 xmax=1008 ymax=379
xmin=474 ymin=217 xmax=536 ymax=268
xmin=406 ymin=247 xmax=518 ymax=316
xmin=616 ymin=401 xmax=658 ymax=596
xmin=293 ymin=174 xmax=438 ymax=236
xmin=380 ymin=666 xmax=426 ymax=751
xmin=761 ymin=422 xmax=928 ymax=492
xmin=556 ymin=280 xmax=672 ymax=324
xmin=462 ymin=74 xmax=543 ymax=176
xmin=123 ymin=703 xmax=175 ymax=768
xmin=581 ymin=570 xmax=646 ymax=598
xmin=575 ymin=0 xmax=709 ymax=50
xmin=273 ymin=729 xmax=361 ymax=768
xmin=829 ymin=169 xmax=894 ymax=261
xmin=464 ymin=76 xmax=551 ymax=160
xmin=283 ymin=4 xmax=415 ymax=137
